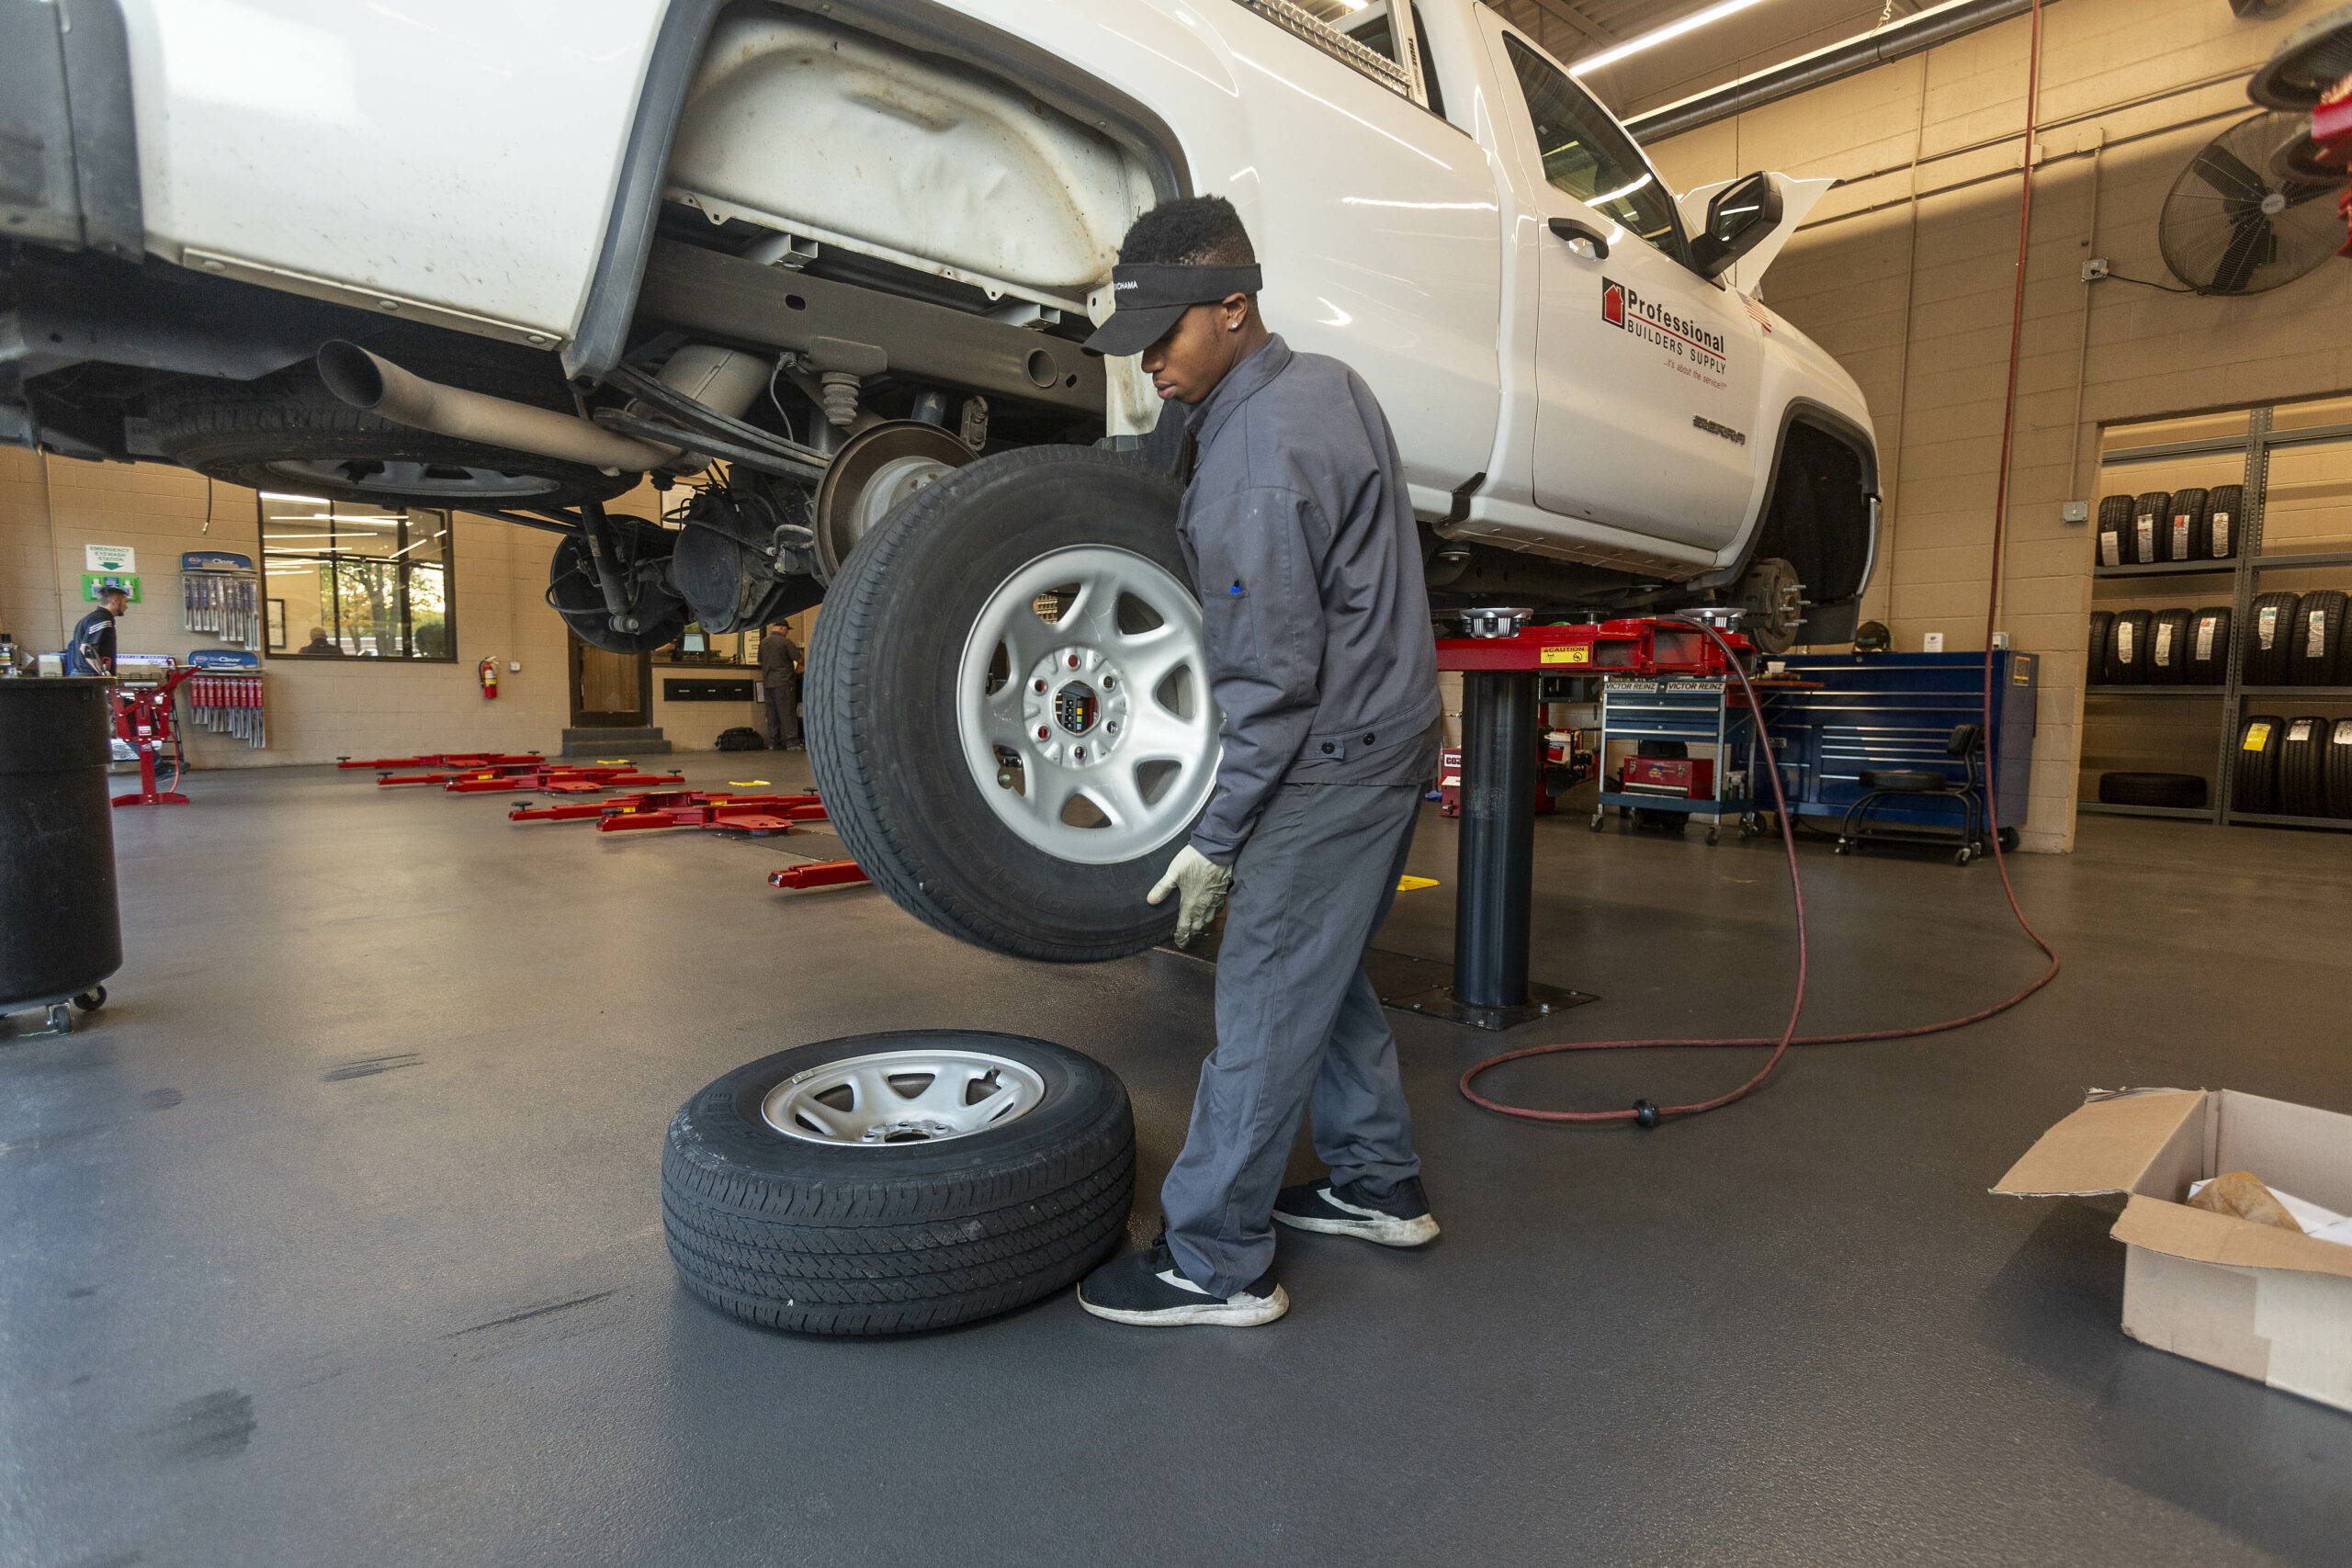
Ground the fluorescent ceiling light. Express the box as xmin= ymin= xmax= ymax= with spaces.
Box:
xmin=1570 ymin=0 xmax=1777 ymax=76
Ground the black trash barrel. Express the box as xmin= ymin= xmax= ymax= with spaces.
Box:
xmin=0 ymin=679 xmax=121 ymax=1010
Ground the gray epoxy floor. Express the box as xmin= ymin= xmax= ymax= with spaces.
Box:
xmin=6 ymin=754 xmax=2349 ymax=1567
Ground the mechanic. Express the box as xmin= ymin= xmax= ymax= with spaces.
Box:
xmin=759 ymin=621 xmax=801 ymax=750
xmin=1075 ymin=196 xmax=1443 ymax=1329
xmin=62 ymin=586 xmax=127 ymax=676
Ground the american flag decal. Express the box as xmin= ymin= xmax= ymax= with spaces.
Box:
xmin=1601 ymin=278 xmax=1624 ymax=327
xmin=1740 ymin=293 xmax=1774 ymax=333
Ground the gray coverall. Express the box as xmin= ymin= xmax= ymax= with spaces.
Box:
xmin=1159 ymin=333 xmax=1442 ymax=1297
xmin=759 ymin=630 xmax=800 ymax=746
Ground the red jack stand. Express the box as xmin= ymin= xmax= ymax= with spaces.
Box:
xmin=768 ymin=859 xmax=868 ymax=890
xmin=112 ymin=668 xmax=197 ymax=807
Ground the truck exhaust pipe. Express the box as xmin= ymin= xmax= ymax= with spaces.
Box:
xmin=315 ymin=341 xmax=675 ymax=474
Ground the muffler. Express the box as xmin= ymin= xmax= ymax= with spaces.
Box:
xmin=315 ymin=341 xmax=674 ymax=473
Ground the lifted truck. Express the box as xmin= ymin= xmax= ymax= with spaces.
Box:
xmin=4 ymin=0 xmax=1878 ymax=960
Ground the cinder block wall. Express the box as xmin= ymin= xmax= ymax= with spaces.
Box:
xmin=0 ymin=447 xmax=775 ymax=766
xmin=1644 ymin=0 xmax=2352 ymax=849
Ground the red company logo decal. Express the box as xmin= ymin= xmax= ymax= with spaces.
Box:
xmin=1600 ymin=276 xmax=1728 ymax=387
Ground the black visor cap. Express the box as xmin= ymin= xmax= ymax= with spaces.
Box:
xmin=1082 ymin=263 xmax=1263 ymax=356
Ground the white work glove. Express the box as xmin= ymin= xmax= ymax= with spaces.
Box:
xmin=1147 ymin=845 xmax=1234 ymax=948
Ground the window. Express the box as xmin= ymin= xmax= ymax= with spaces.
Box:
xmin=1235 ymin=0 xmax=1422 ymax=102
xmin=259 ymin=495 xmax=454 ymax=660
xmin=1503 ymin=35 xmax=1682 ymax=260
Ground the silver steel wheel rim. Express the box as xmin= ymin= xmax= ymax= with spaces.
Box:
xmin=852 ymin=455 xmax=952 ymax=546
xmin=761 ymin=1048 xmax=1047 ymax=1145
xmin=955 ymin=545 xmax=1219 ymax=865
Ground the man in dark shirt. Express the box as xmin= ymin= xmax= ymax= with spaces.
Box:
xmin=62 ymin=587 xmax=127 ymax=675
xmin=1076 ymin=197 xmax=1442 ymax=1329
xmin=759 ymin=622 xmax=801 ymax=748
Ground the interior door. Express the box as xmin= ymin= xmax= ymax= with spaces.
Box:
xmin=569 ymin=634 xmax=650 ymax=727
xmin=1487 ymin=27 xmax=1762 ymax=552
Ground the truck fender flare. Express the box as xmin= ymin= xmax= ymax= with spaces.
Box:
xmin=1695 ymin=396 xmax=1880 ymax=595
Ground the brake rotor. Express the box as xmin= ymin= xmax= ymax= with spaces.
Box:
xmin=811 ymin=420 xmax=975 ymax=581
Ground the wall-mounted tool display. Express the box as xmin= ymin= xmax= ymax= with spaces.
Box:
xmin=185 ymin=650 xmax=266 ymax=747
xmin=181 ymin=552 xmax=263 ymax=650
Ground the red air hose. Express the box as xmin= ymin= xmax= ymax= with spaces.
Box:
xmin=1461 ymin=0 xmax=2055 ymax=1128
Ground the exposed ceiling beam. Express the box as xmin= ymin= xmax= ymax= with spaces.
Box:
xmin=1492 ymin=0 xmax=1622 ymax=50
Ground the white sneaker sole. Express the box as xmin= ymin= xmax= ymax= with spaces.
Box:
xmin=1078 ymin=1284 xmax=1291 ymax=1327
xmin=1274 ymin=1210 xmax=1442 ymax=1248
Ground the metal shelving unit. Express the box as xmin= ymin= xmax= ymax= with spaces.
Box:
xmin=2080 ymin=403 xmax=2352 ymax=831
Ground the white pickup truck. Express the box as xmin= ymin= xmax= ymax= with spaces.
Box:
xmin=5 ymin=0 xmax=1877 ymax=959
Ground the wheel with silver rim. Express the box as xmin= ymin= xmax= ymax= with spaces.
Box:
xmin=663 ymin=1031 xmax=1135 ymax=1336
xmin=808 ymin=444 xmax=1205 ymax=961
xmin=956 ymin=545 xmax=1217 ymax=867
xmin=762 ymin=1046 xmax=1046 ymax=1145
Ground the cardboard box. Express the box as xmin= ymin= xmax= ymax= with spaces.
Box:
xmin=1994 ymin=1089 xmax=2352 ymax=1413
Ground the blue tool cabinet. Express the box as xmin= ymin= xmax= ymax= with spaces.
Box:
xmin=1764 ymin=652 xmax=2038 ymax=833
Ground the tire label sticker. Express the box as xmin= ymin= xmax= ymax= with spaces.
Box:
xmin=2335 ymin=724 xmax=2352 ymax=746
xmin=2290 ymin=719 xmax=2314 ymax=743
xmin=2172 ymin=516 xmax=2191 ymax=558
xmin=2259 ymin=605 xmax=2279 ymax=649
xmin=2311 ymin=612 xmax=2330 ymax=660
xmin=2245 ymin=721 xmax=2272 ymax=750
xmin=2100 ymin=533 xmax=2120 ymax=567
xmin=2211 ymin=513 xmax=2230 ymax=555
xmin=2154 ymin=621 xmax=2174 ymax=664
xmin=2135 ymin=516 xmax=2154 ymax=560
xmin=2196 ymin=618 xmax=2216 ymax=660
xmin=2117 ymin=619 xmax=2134 ymax=660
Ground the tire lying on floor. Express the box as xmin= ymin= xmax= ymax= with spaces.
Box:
xmin=662 ymin=1032 xmax=1134 ymax=1336
xmin=807 ymin=446 xmax=1216 ymax=961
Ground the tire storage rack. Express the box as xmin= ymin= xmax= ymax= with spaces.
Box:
xmin=2083 ymin=400 xmax=2352 ymax=832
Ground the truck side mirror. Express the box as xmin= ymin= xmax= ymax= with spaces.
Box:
xmin=1690 ymin=172 xmax=1783 ymax=279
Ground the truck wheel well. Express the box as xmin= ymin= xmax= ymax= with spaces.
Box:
xmin=1749 ymin=416 xmax=1875 ymax=612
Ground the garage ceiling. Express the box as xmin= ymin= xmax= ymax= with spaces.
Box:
xmin=1486 ymin=0 xmax=1936 ymax=119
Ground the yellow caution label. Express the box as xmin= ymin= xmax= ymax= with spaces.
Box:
xmin=1539 ymin=645 xmax=1591 ymax=665
xmin=2244 ymin=722 xmax=2272 ymax=751
xmin=1396 ymin=875 xmax=1440 ymax=892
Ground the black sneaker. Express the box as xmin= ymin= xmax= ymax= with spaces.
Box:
xmin=1273 ymin=1175 xmax=1440 ymax=1247
xmin=1076 ymin=1239 xmax=1288 ymax=1326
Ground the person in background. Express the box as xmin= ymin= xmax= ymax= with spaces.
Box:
xmin=62 ymin=586 xmax=128 ymax=676
xmin=760 ymin=621 xmax=802 ymax=749
xmin=301 ymin=626 xmax=342 ymax=657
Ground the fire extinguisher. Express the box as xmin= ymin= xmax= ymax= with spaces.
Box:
xmin=478 ymin=656 xmax=499 ymax=699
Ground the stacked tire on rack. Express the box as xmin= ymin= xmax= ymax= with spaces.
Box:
xmin=2143 ymin=607 xmax=2192 ymax=682
xmin=2102 ymin=608 xmax=2154 ymax=684
xmin=2207 ymin=485 xmax=2244 ymax=560
xmin=2242 ymin=589 xmax=2352 ymax=686
xmin=2235 ymin=716 xmax=2286 ymax=814
xmin=2098 ymin=772 xmax=2208 ymax=808
xmin=2278 ymin=716 xmax=2332 ymax=817
xmin=2092 ymin=487 xmax=2241 ymax=566
xmin=2331 ymin=719 xmax=2352 ymax=818
xmin=662 ymin=1032 xmax=1135 ymax=1336
xmin=2184 ymin=606 xmax=2233 ymax=684
xmin=2096 ymin=498 xmax=2133 ymax=568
